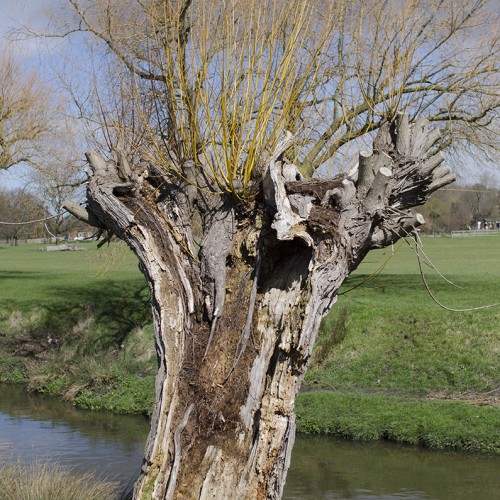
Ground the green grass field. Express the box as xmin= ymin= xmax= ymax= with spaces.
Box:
xmin=0 ymin=237 xmax=498 ymax=451
xmin=307 ymin=237 xmax=499 ymax=396
xmin=0 ymin=242 xmax=148 ymax=315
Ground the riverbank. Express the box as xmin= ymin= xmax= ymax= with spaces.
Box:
xmin=0 ymin=240 xmax=498 ymax=453
xmin=299 ymin=237 xmax=499 ymax=454
xmin=296 ymin=391 xmax=499 ymax=454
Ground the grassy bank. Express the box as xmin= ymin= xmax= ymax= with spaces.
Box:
xmin=296 ymin=392 xmax=499 ymax=454
xmin=0 ymin=242 xmax=155 ymax=415
xmin=0 ymin=238 xmax=498 ymax=453
xmin=306 ymin=237 xmax=499 ymax=396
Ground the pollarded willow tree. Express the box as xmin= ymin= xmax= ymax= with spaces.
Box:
xmin=58 ymin=0 xmax=498 ymax=498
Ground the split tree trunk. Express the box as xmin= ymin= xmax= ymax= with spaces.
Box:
xmin=65 ymin=114 xmax=454 ymax=499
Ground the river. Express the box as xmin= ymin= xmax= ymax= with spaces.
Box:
xmin=0 ymin=385 xmax=498 ymax=499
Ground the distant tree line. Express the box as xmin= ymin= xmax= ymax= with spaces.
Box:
xmin=2 ymin=179 xmax=496 ymax=242
xmin=419 ymin=179 xmax=500 ymax=233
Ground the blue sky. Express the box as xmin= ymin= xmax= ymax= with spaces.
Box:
xmin=0 ymin=1 xmax=60 ymax=63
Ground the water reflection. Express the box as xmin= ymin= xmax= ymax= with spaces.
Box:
xmin=284 ymin=435 xmax=500 ymax=500
xmin=0 ymin=385 xmax=149 ymax=483
xmin=1 ymin=385 xmax=499 ymax=499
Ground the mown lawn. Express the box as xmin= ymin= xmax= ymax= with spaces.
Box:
xmin=0 ymin=242 xmax=147 ymax=311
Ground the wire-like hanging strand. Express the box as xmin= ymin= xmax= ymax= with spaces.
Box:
xmin=338 ymin=241 xmax=404 ymax=295
xmin=0 ymin=212 xmax=65 ymax=225
xmin=413 ymin=231 xmax=500 ymax=312
xmin=398 ymin=227 xmax=463 ymax=289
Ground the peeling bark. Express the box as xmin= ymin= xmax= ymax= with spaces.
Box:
xmin=65 ymin=115 xmax=455 ymax=499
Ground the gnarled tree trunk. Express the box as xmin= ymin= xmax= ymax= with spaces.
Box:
xmin=65 ymin=114 xmax=454 ymax=499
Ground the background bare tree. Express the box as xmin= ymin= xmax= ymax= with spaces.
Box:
xmin=0 ymin=188 xmax=46 ymax=242
xmin=0 ymin=47 xmax=86 ymax=240
xmin=27 ymin=121 xmax=87 ymax=241
xmin=0 ymin=47 xmax=54 ymax=172
xmin=298 ymin=0 xmax=499 ymax=175
xmin=44 ymin=0 xmax=500 ymax=498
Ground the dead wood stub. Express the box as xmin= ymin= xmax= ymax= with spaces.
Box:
xmin=284 ymin=177 xmax=347 ymax=201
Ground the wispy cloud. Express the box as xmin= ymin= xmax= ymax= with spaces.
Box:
xmin=0 ymin=0 xmax=69 ymax=61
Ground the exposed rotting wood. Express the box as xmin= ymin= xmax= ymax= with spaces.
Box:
xmin=285 ymin=177 xmax=347 ymax=201
xmin=64 ymin=114 xmax=455 ymax=499
xmin=263 ymin=136 xmax=313 ymax=247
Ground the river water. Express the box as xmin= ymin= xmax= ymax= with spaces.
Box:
xmin=0 ymin=385 xmax=498 ymax=499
